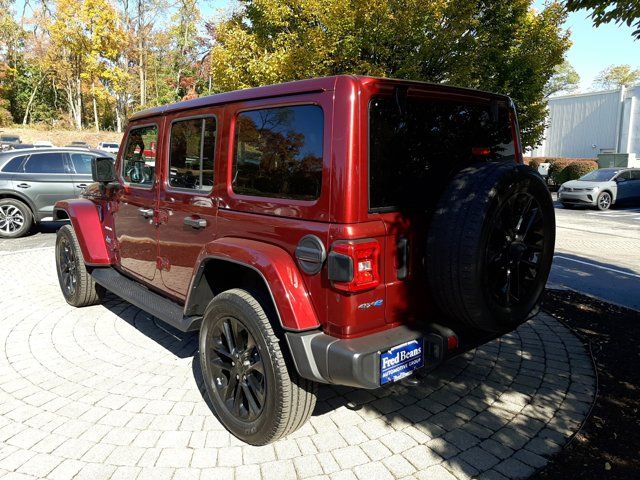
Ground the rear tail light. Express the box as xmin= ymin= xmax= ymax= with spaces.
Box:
xmin=328 ymin=239 xmax=381 ymax=293
xmin=472 ymin=147 xmax=491 ymax=156
xmin=447 ymin=334 xmax=459 ymax=352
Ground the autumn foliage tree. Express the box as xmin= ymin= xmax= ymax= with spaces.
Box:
xmin=210 ymin=0 xmax=571 ymax=147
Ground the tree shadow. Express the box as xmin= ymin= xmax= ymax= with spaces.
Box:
xmin=99 ymin=289 xmax=595 ymax=478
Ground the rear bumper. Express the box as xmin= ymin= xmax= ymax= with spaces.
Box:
xmin=285 ymin=324 xmax=454 ymax=389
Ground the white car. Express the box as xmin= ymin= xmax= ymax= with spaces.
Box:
xmin=96 ymin=142 xmax=120 ymax=154
xmin=33 ymin=140 xmax=54 ymax=148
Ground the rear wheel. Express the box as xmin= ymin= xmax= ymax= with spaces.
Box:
xmin=199 ymin=289 xmax=317 ymax=445
xmin=596 ymin=191 xmax=612 ymax=210
xmin=55 ymin=225 xmax=104 ymax=307
xmin=426 ymin=162 xmax=555 ymax=333
xmin=0 ymin=198 xmax=33 ymax=238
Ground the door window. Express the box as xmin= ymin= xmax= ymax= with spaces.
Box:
xmin=169 ymin=117 xmax=216 ymax=191
xmin=70 ymin=153 xmax=95 ymax=174
xmin=23 ymin=153 xmax=67 ymax=173
xmin=617 ymin=171 xmax=632 ymax=181
xmin=233 ymin=105 xmax=323 ymax=201
xmin=629 ymin=170 xmax=640 ymax=181
xmin=122 ymin=125 xmax=158 ymax=187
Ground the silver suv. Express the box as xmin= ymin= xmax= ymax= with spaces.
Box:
xmin=0 ymin=148 xmax=112 ymax=238
xmin=558 ymin=167 xmax=640 ymax=210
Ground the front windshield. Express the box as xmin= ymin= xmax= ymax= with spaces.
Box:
xmin=579 ymin=169 xmax=617 ymax=182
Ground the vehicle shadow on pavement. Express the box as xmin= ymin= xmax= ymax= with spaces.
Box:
xmin=101 ymin=292 xmax=596 ymax=479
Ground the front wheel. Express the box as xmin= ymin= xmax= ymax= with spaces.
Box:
xmin=55 ymin=225 xmax=104 ymax=307
xmin=596 ymin=191 xmax=612 ymax=210
xmin=199 ymin=289 xmax=317 ymax=445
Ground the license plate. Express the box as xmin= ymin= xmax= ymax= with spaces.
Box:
xmin=380 ymin=339 xmax=424 ymax=385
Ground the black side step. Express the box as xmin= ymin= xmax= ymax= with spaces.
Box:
xmin=91 ymin=267 xmax=201 ymax=332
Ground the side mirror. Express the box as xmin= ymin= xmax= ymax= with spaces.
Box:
xmin=91 ymin=156 xmax=116 ymax=183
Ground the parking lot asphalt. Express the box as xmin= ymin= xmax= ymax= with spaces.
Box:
xmin=549 ymin=198 xmax=640 ymax=311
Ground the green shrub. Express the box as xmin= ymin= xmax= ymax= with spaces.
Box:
xmin=528 ymin=158 xmax=540 ymax=171
xmin=549 ymin=159 xmax=598 ymax=184
xmin=562 ymin=162 xmax=597 ymax=181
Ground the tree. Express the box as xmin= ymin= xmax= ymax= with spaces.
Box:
xmin=544 ymin=60 xmax=580 ymax=96
xmin=48 ymin=0 xmax=126 ymax=129
xmin=566 ymin=0 xmax=640 ymax=40
xmin=593 ymin=64 xmax=640 ymax=89
xmin=209 ymin=0 xmax=570 ymax=148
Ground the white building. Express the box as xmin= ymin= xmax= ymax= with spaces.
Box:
xmin=530 ymin=85 xmax=640 ymax=159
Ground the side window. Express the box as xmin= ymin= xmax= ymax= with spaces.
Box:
xmin=1 ymin=155 xmax=27 ymax=172
xmin=24 ymin=153 xmax=66 ymax=173
xmin=233 ymin=105 xmax=323 ymax=201
xmin=121 ymin=125 xmax=158 ymax=186
xmin=629 ymin=171 xmax=640 ymax=181
xmin=169 ymin=117 xmax=216 ymax=191
xmin=70 ymin=153 xmax=95 ymax=174
xmin=617 ymin=171 xmax=632 ymax=181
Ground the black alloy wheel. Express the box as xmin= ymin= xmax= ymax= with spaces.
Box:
xmin=199 ymin=289 xmax=317 ymax=445
xmin=426 ymin=162 xmax=555 ymax=332
xmin=485 ymin=191 xmax=546 ymax=310
xmin=206 ymin=316 xmax=266 ymax=421
xmin=55 ymin=225 xmax=104 ymax=307
xmin=58 ymin=233 xmax=79 ymax=297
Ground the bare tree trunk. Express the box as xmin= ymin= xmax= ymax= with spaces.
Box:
xmin=75 ymin=76 xmax=83 ymax=129
xmin=22 ymin=73 xmax=48 ymax=125
xmin=92 ymin=83 xmax=99 ymax=132
xmin=137 ymin=0 xmax=146 ymax=107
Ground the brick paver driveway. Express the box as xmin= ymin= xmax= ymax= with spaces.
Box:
xmin=0 ymin=244 xmax=595 ymax=480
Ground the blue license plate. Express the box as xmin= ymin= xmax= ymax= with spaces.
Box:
xmin=380 ymin=339 xmax=424 ymax=385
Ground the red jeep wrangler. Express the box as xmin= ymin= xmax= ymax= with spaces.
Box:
xmin=53 ymin=76 xmax=555 ymax=445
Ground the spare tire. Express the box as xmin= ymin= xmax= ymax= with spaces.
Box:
xmin=426 ymin=162 xmax=555 ymax=333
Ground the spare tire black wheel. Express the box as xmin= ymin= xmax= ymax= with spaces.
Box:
xmin=426 ymin=162 xmax=555 ymax=333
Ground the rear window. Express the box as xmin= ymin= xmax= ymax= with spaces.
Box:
xmin=369 ymin=95 xmax=515 ymax=211
xmin=24 ymin=153 xmax=67 ymax=173
xmin=70 ymin=153 xmax=95 ymax=174
xmin=169 ymin=117 xmax=216 ymax=191
xmin=1 ymin=155 xmax=27 ymax=172
xmin=232 ymin=105 xmax=323 ymax=201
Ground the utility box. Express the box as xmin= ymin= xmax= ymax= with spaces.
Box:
xmin=597 ymin=153 xmax=638 ymax=168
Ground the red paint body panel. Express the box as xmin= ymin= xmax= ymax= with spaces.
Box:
xmin=55 ymin=199 xmax=111 ymax=266
xmin=67 ymin=75 xmax=521 ymax=336
xmin=197 ymin=237 xmax=320 ymax=330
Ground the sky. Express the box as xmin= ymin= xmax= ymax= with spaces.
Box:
xmin=532 ymin=1 xmax=640 ymax=91
xmin=13 ymin=0 xmax=640 ymax=92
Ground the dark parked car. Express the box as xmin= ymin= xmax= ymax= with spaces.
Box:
xmin=0 ymin=135 xmax=22 ymax=151
xmin=0 ymin=148 xmax=111 ymax=238
xmin=66 ymin=141 xmax=90 ymax=149
xmin=53 ymin=76 xmax=555 ymax=445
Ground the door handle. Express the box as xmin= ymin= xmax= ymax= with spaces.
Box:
xmin=184 ymin=216 xmax=207 ymax=229
xmin=76 ymin=184 xmax=88 ymax=189
xmin=138 ymin=208 xmax=154 ymax=218
xmin=16 ymin=183 xmax=30 ymax=189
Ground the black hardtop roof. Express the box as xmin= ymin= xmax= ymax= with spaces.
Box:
xmin=129 ymin=75 xmax=513 ymax=122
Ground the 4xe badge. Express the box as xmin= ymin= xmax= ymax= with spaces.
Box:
xmin=358 ymin=299 xmax=384 ymax=310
